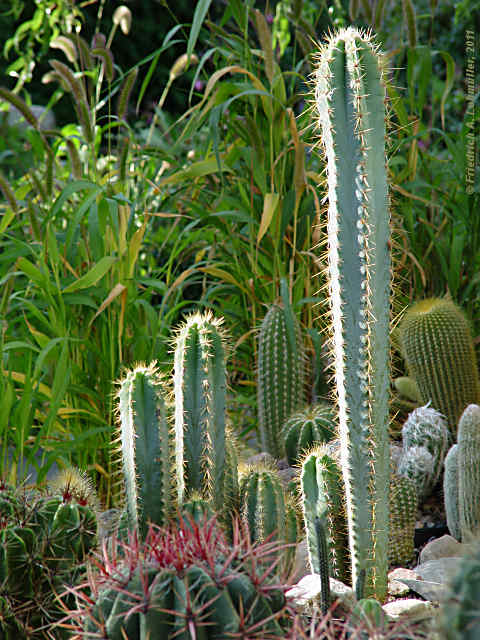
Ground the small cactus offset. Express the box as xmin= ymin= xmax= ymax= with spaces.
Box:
xmin=282 ymin=403 xmax=336 ymax=466
xmin=239 ymin=464 xmax=298 ymax=573
xmin=173 ymin=311 xmax=227 ymax=515
xmin=399 ymin=404 xmax=450 ymax=497
xmin=444 ymin=444 xmax=461 ymax=541
xmin=397 ymin=445 xmax=435 ymax=501
xmin=257 ymin=301 xmax=306 ymax=459
xmin=457 ymin=404 xmax=480 ymax=541
xmin=398 ymin=297 xmax=480 ymax=435
xmin=116 ymin=363 xmax=173 ymax=537
xmin=388 ymin=474 xmax=417 ymax=566
xmin=300 ymin=445 xmax=349 ymax=582
xmin=314 ymin=26 xmax=391 ymax=598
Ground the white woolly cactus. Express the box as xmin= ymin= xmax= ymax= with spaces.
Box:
xmin=400 ymin=403 xmax=450 ymax=490
xmin=397 ymin=445 xmax=435 ymax=501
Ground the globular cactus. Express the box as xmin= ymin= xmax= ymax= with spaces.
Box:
xmin=397 ymin=445 xmax=435 ymax=501
xmin=173 ymin=311 xmax=228 ymax=515
xmin=300 ymin=446 xmax=349 ymax=582
xmin=282 ymin=403 xmax=336 ymax=466
xmin=0 ymin=470 xmax=98 ymax=638
xmin=437 ymin=545 xmax=480 ymax=640
xmin=388 ymin=474 xmax=417 ymax=566
xmin=457 ymin=404 xmax=480 ymax=541
xmin=71 ymin=515 xmax=287 ymax=639
xmin=397 ymin=404 xmax=450 ymax=500
xmin=398 ymin=298 xmax=480 ymax=436
xmin=444 ymin=444 xmax=461 ymax=541
xmin=257 ymin=301 xmax=306 ymax=459
xmin=116 ymin=363 xmax=173 ymax=537
xmin=314 ymin=26 xmax=391 ymax=599
xmin=239 ymin=464 xmax=298 ymax=574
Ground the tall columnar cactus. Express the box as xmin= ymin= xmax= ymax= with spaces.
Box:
xmin=314 ymin=27 xmax=391 ymax=598
xmin=173 ymin=311 xmax=227 ymax=515
xmin=257 ymin=302 xmax=306 ymax=458
xmin=398 ymin=404 xmax=450 ymax=500
xmin=300 ymin=446 xmax=349 ymax=582
xmin=443 ymin=444 xmax=460 ymax=541
xmin=282 ymin=403 xmax=336 ymax=466
xmin=388 ymin=474 xmax=417 ymax=566
xmin=398 ymin=298 xmax=480 ymax=435
xmin=117 ymin=363 xmax=172 ymax=537
xmin=457 ymin=404 xmax=480 ymax=541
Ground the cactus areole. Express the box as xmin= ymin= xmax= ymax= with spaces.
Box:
xmin=314 ymin=27 xmax=391 ymax=599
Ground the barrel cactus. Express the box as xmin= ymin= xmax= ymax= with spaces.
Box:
xmin=388 ymin=474 xmax=417 ymax=566
xmin=257 ymin=301 xmax=306 ymax=459
xmin=314 ymin=26 xmax=391 ymax=599
xmin=398 ymin=297 xmax=480 ymax=436
xmin=282 ymin=403 xmax=336 ymax=466
xmin=0 ymin=470 xmax=97 ymax=637
xmin=69 ymin=515 xmax=288 ymax=639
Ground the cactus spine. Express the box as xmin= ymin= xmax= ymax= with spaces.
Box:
xmin=257 ymin=302 xmax=306 ymax=458
xmin=117 ymin=363 xmax=172 ymax=537
xmin=314 ymin=27 xmax=391 ymax=598
xmin=300 ymin=446 xmax=349 ymax=582
xmin=457 ymin=404 xmax=480 ymax=541
xmin=173 ymin=311 xmax=227 ymax=515
xmin=282 ymin=403 xmax=336 ymax=466
xmin=443 ymin=444 xmax=460 ymax=540
xmin=398 ymin=298 xmax=480 ymax=435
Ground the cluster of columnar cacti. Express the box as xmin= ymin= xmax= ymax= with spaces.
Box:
xmin=314 ymin=26 xmax=391 ymax=599
xmin=239 ymin=464 xmax=298 ymax=574
xmin=75 ymin=515 xmax=287 ymax=639
xmin=388 ymin=474 xmax=418 ymax=566
xmin=398 ymin=297 xmax=480 ymax=436
xmin=282 ymin=403 xmax=336 ymax=465
xmin=257 ymin=300 xmax=306 ymax=459
xmin=444 ymin=404 xmax=480 ymax=541
xmin=397 ymin=404 xmax=450 ymax=501
xmin=0 ymin=469 xmax=98 ymax=637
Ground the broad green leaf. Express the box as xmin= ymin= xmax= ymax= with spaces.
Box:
xmin=257 ymin=193 xmax=280 ymax=246
xmin=62 ymin=256 xmax=117 ymax=293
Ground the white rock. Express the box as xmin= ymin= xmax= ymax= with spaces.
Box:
xmin=382 ymin=598 xmax=436 ymax=621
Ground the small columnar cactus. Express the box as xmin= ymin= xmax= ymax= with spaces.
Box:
xmin=399 ymin=404 xmax=450 ymax=494
xmin=398 ymin=298 xmax=480 ymax=436
xmin=257 ymin=302 xmax=306 ymax=459
xmin=457 ymin=404 xmax=480 ymax=541
xmin=173 ymin=311 xmax=228 ymax=515
xmin=282 ymin=403 xmax=336 ymax=466
xmin=397 ymin=445 xmax=435 ymax=501
xmin=443 ymin=444 xmax=460 ymax=541
xmin=388 ymin=474 xmax=417 ymax=566
xmin=314 ymin=26 xmax=391 ymax=598
xmin=116 ymin=363 xmax=172 ymax=537
xmin=239 ymin=464 xmax=298 ymax=573
xmin=300 ymin=446 xmax=349 ymax=582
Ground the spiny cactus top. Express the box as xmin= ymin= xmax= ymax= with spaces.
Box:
xmin=398 ymin=297 xmax=480 ymax=435
xmin=314 ymin=26 xmax=391 ymax=599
